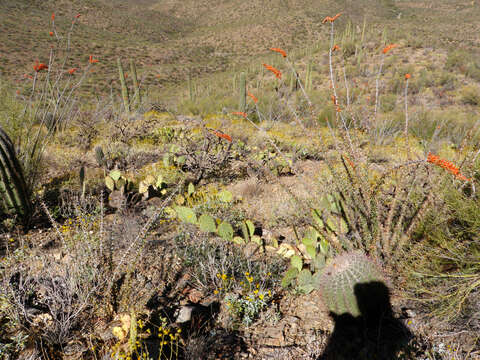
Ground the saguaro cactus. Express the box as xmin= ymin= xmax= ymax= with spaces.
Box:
xmin=117 ymin=58 xmax=130 ymax=114
xmin=129 ymin=59 xmax=141 ymax=108
xmin=0 ymin=126 xmax=32 ymax=224
xmin=305 ymin=61 xmax=313 ymax=91
xmin=188 ymin=73 xmax=195 ymax=102
xmin=238 ymin=72 xmax=246 ymax=112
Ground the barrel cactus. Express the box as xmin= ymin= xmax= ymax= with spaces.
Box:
xmin=0 ymin=126 xmax=32 ymax=224
xmin=317 ymin=251 xmax=385 ymax=317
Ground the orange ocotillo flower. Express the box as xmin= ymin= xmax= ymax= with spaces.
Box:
xmin=232 ymin=111 xmax=248 ymax=118
xmin=33 ymin=61 xmax=48 ymax=72
xmin=247 ymin=92 xmax=258 ymax=103
xmin=210 ymin=129 xmax=232 ymax=142
xmin=405 ymin=73 xmax=411 ymax=80
xmin=51 ymin=13 xmax=55 ymax=21
xmin=49 ymin=31 xmax=54 ymax=36
xmin=427 ymin=153 xmax=470 ymax=181
xmin=382 ymin=44 xmax=398 ymax=54
xmin=89 ymin=55 xmax=99 ymax=63
xmin=331 ymin=44 xmax=340 ymax=52
xmin=67 ymin=67 xmax=78 ymax=75
xmin=262 ymin=63 xmax=282 ymax=79
xmin=322 ymin=12 xmax=342 ymax=23
xmin=270 ymin=47 xmax=287 ymax=58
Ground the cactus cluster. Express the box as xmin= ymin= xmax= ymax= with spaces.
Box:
xmin=280 ymin=193 xmax=349 ymax=294
xmin=163 ymin=144 xmax=186 ymax=168
xmin=0 ymin=126 xmax=32 ymax=224
xmin=105 ymin=170 xmax=133 ymax=193
xmin=318 ymin=251 xmax=384 ymax=317
xmin=117 ymin=58 xmax=141 ymax=114
xmin=138 ymin=174 xmax=166 ymax=199
xmin=280 ymin=226 xmax=330 ymax=293
xmin=174 ymin=187 xmax=270 ymax=247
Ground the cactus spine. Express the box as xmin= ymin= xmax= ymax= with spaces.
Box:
xmin=129 ymin=59 xmax=141 ymax=109
xmin=117 ymin=58 xmax=130 ymax=114
xmin=318 ymin=251 xmax=384 ymax=317
xmin=238 ymin=72 xmax=246 ymax=112
xmin=0 ymin=126 xmax=32 ymax=224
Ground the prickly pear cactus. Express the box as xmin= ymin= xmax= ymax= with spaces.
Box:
xmin=0 ymin=126 xmax=32 ymax=224
xmin=317 ymin=251 xmax=384 ymax=317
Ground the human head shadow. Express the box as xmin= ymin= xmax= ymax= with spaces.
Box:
xmin=318 ymin=281 xmax=413 ymax=360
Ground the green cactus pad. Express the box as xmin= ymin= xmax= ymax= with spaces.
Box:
xmin=218 ymin=221 xmax=234 ymax=241
xmin=109 ymin=170 xmax=122 ymax=181
xmin=318 ymin=251 xmax=384 ymax=317
xmin=198 ymin=214 xmax=216 ymax=233
xmin=175 ymin=206 xmax=197 ymax=224
xmin=281 ymin=267 xmax=299 ymax=288
xmin=290 ymin=255 xmax=303 ymax=272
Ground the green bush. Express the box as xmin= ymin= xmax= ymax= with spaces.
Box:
xmin=445 ymin=50 xmax=470 ymax=72
xmin=380 ymin=93 xmax=397 ymax=112
xmin=460 ymin=85 xmax=480 ymax=106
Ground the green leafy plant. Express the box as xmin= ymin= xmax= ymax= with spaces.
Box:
xmin=222 ymin=271 xmax=273 ymax=327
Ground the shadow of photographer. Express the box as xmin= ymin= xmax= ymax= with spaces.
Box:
xmin=319 ymin=281 xmax=413 ymax=360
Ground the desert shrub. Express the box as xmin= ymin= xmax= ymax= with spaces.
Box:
xmin=409 ymin=167 xmax=480 ymax=322
xmin=174 ymin=229 xmax=284 ymax=295
xmin=466 ymin=61 xmax=480 ymax=81
xmin=0 ymin=79 xmax=25 ymax=141
xmin=460 ymin=84 xmax=480 ymax=106
xmin=0 ymin=192 xmax=180 ymax=358
xmin=417 ymin=69 xmax=435 ymax=89
xmin=445 ymin=50 xmax=470 ymax=72
xmin=380 ymin=93 xmax=397 ymax=112
xmin=435 ymin=71 xmax=456 ymax=90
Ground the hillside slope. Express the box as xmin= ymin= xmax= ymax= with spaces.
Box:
xmin=0 ymin=0 xmax=479 ymax=91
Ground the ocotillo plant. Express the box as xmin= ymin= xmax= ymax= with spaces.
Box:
xmin=0 ymin=126 xmax=32 ymax=225
xmin=238 ymin=72 xmax=246 ymax=112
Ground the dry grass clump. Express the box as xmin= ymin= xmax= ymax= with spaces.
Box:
xmin=0 ymin=191 xmax=184 ymax=358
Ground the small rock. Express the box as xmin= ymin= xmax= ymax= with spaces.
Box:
xmin=175 ymin=305 xmax=195 ymax=323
